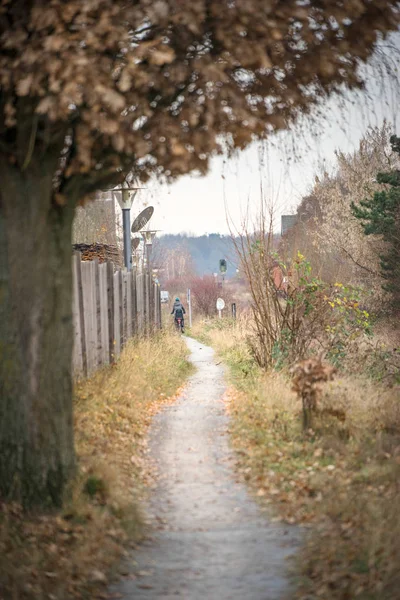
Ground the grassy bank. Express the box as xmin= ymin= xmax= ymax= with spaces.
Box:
xmin=191 ymin=318 xmax=400 ymax=600
xmin=0 ymin=331 xmax=192 ymax=600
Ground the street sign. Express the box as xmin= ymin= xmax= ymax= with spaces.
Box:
xmin=216 ymin=298 xmax=225 ymax=311
xmin=131 ymin=206 xmax=154 ymax=233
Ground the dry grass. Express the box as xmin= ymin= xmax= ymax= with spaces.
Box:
xmin=194 ymin=317 xmax=400 ymax=600
xmin=0 ymin=331 xmax=192 ymax=600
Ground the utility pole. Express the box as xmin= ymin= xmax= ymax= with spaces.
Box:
xmin=113 ymin=185 xmax=140 ymax=271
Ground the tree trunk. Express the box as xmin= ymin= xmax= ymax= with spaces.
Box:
xmin=0 ymin=161 xmax=76 ymax=509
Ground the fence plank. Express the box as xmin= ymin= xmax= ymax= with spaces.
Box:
xmin=74 ymin=252 xmax=87 ymax=376
xmin=145 ymin=273 xmax=150 ymax=335
xmin=93 ymin=259 xmax=102 ymax=367
xmin=154 ymin=283 xmax=160 ymax=329
xmin=99 ymin=263 xmax=110 ymax=365
xmin=152 ymin=282 xmax=157 ymax=330
xmin=131 ymin=271 xmax=137 ymax=337
xmin=113 ymin=270 xmax=121 ymax=358
xmin=119 ymin=270 xmax=124 ymax=348
xmin=81 ymin=261 xmax=98 ymax=374
xmin=121 ymin=269 xmax=128 ymax=346
xmin=107 ymin=262 xmax=115 ymax=363
xmin=136 ymin=273 xmax=144 ymax=335
xmin=72 ymin=254 xmax=83 ymax=375
xmin=158 ymin=284 xmax=162 ymax=329
xmin=126 ymin=271 xmax=132 ymax=339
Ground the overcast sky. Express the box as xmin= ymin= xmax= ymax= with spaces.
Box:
xmin=133 ymin=39 xmax=400 ymax=237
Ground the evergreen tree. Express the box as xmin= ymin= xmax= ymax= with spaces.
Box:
xmin=352 ymin=135 xmax=400 ymax=309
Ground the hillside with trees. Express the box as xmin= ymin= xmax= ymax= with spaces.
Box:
xmin=154 ymin=233 xmax=238 ymax=279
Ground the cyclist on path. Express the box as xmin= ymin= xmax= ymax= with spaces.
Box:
xmin=171 ymin=297 xmax=186 ymax=332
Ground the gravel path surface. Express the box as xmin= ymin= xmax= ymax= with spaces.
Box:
xmin=109 ymin=337 xmax=300 ymax=600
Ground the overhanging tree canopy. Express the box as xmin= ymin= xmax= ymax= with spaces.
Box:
xmin=0 ymin=0 xmax=399 ymax=508
xmin=1 ymin=0 xmax=399 ymax=191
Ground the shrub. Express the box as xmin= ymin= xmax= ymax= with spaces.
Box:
xmin=235 ymin=210 xmax=371 ymax=370
xmin=190 ymin=275 xmax=233 ymax=317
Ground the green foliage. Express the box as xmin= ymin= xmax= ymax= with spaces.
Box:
xmin=84 ymin=476 xmax=106 ymax=498
xmin=270 ymin=253 xmax=372 ymax=370
xmin=352 ymin=134 xmax=400 ymax=308
xmin=324 ymin=282 xmax=372 ymax=366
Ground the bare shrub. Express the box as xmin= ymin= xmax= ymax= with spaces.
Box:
xmin=232 ymin=201 xmax=372 ymax=370
xmin=190 ymin=275 xmax=230 ymax=317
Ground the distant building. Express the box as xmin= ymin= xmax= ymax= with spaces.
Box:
xmin=281 ymin=215 xmax=298 ymax=237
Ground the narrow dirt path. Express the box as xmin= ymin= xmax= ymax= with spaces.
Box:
xmin=109 ymin=337 xmax=300 ymax=600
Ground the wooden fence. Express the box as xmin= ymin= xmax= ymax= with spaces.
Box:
xmin=72 ymin=252 xmax=162 ymax=377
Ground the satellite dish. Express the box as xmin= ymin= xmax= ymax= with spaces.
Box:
xmin=131 ymin=206 xmax=154 ymax=233
xmin=131 ymin=237 xmax=141 ymax=251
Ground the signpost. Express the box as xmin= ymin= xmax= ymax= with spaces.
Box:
xmin=231 ymin=302 xmax=237 ymax=320
xmin=216 ymin=297 xmax=225 ymax=319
